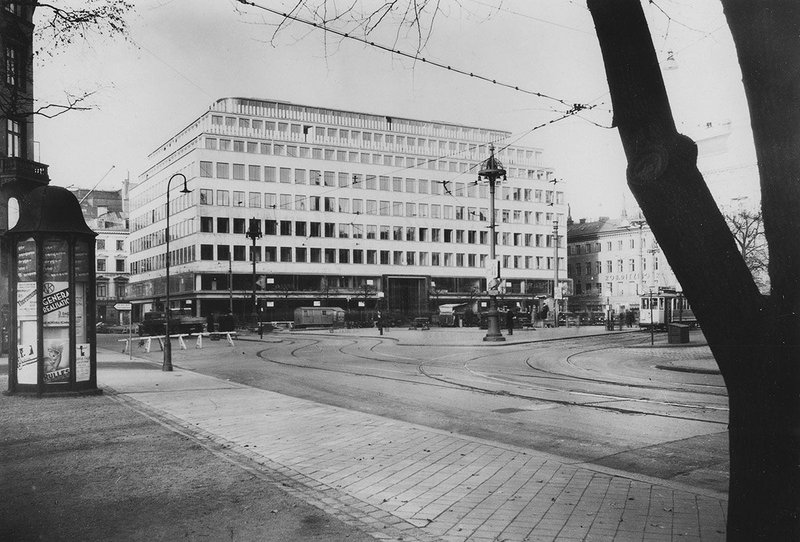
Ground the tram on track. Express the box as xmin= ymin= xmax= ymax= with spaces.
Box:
xmin=638 ymin=290 xmax=697 ymax=330
xmin=293 ymin=307 xmax=346 ymax=328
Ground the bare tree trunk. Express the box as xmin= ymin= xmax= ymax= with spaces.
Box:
xmin=587 ymin=0 xmax=800 ymax=539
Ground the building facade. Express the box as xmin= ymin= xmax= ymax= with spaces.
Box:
xmin=126 ymin=97 xmax=568 ymax=323
xmin=1 ymin=2 xmax=50 ymax=353
xmin=71 ymin=185 xmax=131 ymax=325
xmin=566 ymin=214 xmax=680 ymax=317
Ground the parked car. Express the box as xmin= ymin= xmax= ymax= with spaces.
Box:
xmin=138 ymin=310 xmax=206 ymax=336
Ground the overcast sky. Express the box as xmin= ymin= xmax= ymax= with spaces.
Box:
xmin=33 ymin=0 xmax=757 ymax=219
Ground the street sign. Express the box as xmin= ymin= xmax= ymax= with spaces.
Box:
xmin=113 ymin=302 xmax=132 ymax=311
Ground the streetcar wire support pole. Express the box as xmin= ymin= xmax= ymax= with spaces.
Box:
xmin=649 ymin=288 xmax=655 ymax=346
xmin=164 ymin=173 xmax=192 ymax=372
xmin=553 ymin=220 xmax=560 ymax=328
xmin=478 ymin=144 xmax=506 ymax=342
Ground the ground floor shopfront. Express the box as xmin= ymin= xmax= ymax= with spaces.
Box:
xmin=127 ymin=271 xmax=563 ymax=328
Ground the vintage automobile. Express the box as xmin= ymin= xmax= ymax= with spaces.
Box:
xmin=137 ymin=310 xmax=206 ymax=336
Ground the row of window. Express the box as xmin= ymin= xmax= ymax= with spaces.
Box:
xmin=197 ymin=190 xmax=560 ymax=223
xmin=97 ymin=239 xmax=126 ymax=251
xmin=203 ymin=135 xmax=545 ymax=178
xmin=129 ymin=242 xmax=564 ymax=275
xmin=199 ymin=217 xmax=561 ymax=248
xmin=227 ymin=98 xmax=500 ymax=143
xmin=573 ymin=281 xmax=640 ymax=297
xmin=197 ymin=244 xmax=561 ymax=271
xmin=569 ymin=237 xmax=654 ymax=255
xmin=96 ymin=258 xmax=126 ymax=272
xmin=568 ymin=257 xmax=660 ymax=277
xmin=198 ymin=161 xmax=562 ymax=202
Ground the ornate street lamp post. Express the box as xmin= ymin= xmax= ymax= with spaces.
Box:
xmin=478 ymin=145 xmax=506 ymax=342
xmin=246 ymin=217 xmax=262 ymax=326
xmin=163 ymin=173 xmax=191 ymax=372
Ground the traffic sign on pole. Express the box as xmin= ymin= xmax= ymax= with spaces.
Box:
xmin=114 ymin=302 xmax=132 ymax=311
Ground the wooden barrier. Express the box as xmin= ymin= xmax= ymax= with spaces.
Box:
xmin=118 ymin=332 xmax=237 ymax=353
xmin=191 ymin=331 xmax=237 ymax=349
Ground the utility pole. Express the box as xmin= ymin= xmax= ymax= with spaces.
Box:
xmin=228 ymin=255 xmax=233 ymax=314
xmin=552 ymin=221 xmax=560 ymax=328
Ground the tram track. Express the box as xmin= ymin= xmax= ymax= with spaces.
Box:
xmin=256 ymin=333 xmax=728 ymax=425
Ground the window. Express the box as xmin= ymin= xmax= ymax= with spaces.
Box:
xmin=280 ymin=167 xmax=291 ymax=183
xmin=233 ymin=163 xmax=245 ymax=180
xmin=264 ymin=167 xmax=276 ymax=183
xmin=217 ymin=218 xmax=229 ymax=233
xmin=233 ymin=191 xmax=245 ymax=207
xmin=199 ymin=189 xmax=213 ymax=205
xmin=116 ymin=259 xmax=125 ymax=272
xmin=5 ymin=46 xmax=20 ymax=88
xmin=96 ymin=239 xmax=106 ymax=250
xmin=249 ymin=192 xmax=261 ymax=207
xmin=116 ymin=240 xmax=124 ymax=250
xmin=248 ymin=165 xmax=261 ymax=181
xmin=200 ymin=161 xmax=213 ymax=178
xmin=6 ymin=119 xmax=21 ymax=158
xmin=97 ymin=283 xmax=107 ymax=297
xmin=233 ymin=218 xmax=245 ymax=234
xmin=216 ymin=163 xmax=229 ymax=179
xmin=200 ymin=244 xmax=214 ymax=260
xmin=200 ymin=217 xmax=213 ymax=232
xmin=96 ymin=258 xmax=106 ymax=271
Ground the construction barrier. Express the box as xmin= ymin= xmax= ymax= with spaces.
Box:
xmin=119 ymin=332 xmax=237 ymax=353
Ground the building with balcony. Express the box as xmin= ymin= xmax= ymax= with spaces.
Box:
xmin=566 ymin=213 xmax=680 ymax=318
xmin=127 ymin=97 xmax=568 ymax=323
xmin=1 ymin=2 xmax=50 ymax=353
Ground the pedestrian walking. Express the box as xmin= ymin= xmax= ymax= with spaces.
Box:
xmin=506 ymin=310 xmax=514 ymax=335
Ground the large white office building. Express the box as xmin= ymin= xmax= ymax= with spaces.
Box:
xmin=126 ymin=97 xmax=567 ymax=323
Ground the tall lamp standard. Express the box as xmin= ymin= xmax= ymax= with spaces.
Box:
xmin=246 ymin=217 xmax=262 ymax=325
xmin=478 ymin=144 xmax=506 ymax=342
xmin=552 ymin=220 xmax=560 ymax=328
xmin=163 ymin=173 xmax=192 ymax=371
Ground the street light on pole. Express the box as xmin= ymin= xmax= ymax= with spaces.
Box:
xmin=552 ymin=220 xmax=560 ymax=328
xmin=478 ymin=144 xmax=506 ymax=342
xmin=246 ymin=217 xmax=262 ymax=326
xmin=163 ymin=173 xmax=191 ymax=371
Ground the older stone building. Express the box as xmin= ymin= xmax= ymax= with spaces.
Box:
xmin=1 ymin=2 xmax=50 ymax=353
xmin=566 ymin=213 xmax=680 ymax=318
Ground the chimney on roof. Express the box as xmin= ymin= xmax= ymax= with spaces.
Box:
xmin=579 ymin=218 xmax=586 ymax=224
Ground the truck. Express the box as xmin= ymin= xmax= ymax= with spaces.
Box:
xmin=137 ymin=310 xmax=206 ymax=336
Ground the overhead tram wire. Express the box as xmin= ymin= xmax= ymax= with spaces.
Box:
xmin=234 ymin=0 xmax=589 ymax=112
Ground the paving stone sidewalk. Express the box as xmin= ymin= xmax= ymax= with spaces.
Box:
xmin=100 ymin=349 xmax=727 ymax=542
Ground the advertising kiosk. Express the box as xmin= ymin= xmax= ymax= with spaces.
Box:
xmin=5 ymin=185 xmax=99 ymax=395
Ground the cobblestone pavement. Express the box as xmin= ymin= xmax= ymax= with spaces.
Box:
xmin=100 ymin=333 xmax=727 ymax=542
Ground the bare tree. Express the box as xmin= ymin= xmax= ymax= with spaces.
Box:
xmin=725 ymin=207 xmax=769 ymax=293
xmin=1 ymin=1 xmax=131 ymax=120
